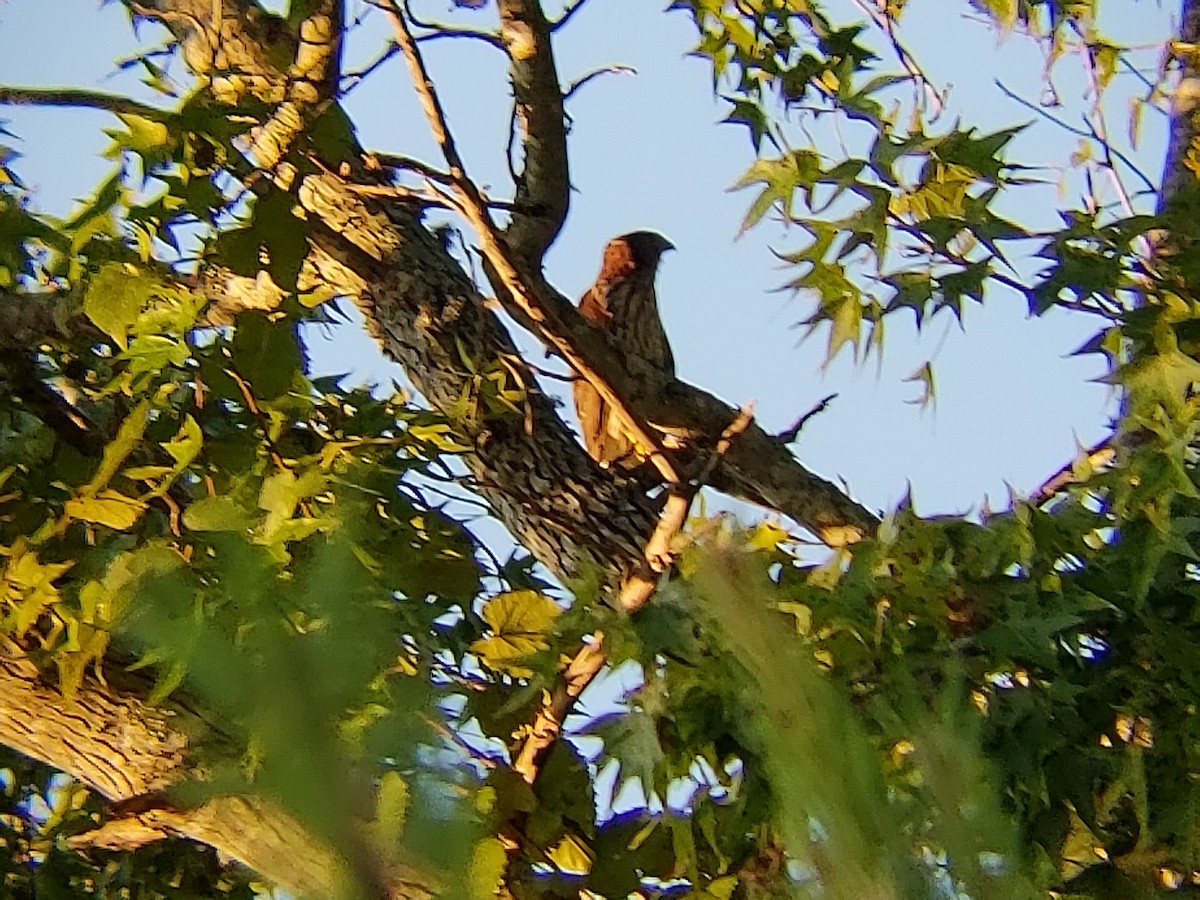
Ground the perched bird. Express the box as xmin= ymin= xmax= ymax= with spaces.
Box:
xmin=573 ymin=231 xmax=675 ymax=468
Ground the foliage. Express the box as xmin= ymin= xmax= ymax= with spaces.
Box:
xmin=1 ymin=0 xmax=1200 ymax=898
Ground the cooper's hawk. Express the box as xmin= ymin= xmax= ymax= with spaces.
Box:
xmin=573 ymin=231 xmax=675 ymax=468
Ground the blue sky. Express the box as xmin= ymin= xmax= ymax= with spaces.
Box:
xmin=0 ymin=0 xmax=1176 ymax=524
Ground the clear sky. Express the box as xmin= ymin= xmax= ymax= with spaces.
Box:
xmin=0 ymin=0 xmax=1176 ymax=525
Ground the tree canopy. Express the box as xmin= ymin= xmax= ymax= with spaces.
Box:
xmin=1 ymin=0 xmax=1199 ymax=897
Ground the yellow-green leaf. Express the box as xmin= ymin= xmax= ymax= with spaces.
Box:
xmin=184 ymin=496 xmax=253 ymax=532
xmin=469 ymin=837 xmax=507 ymax=900
xmin=66 ymin=490 xmax=148 ymax=530
xmin=371 ymin=771 xmax=409 ymax=852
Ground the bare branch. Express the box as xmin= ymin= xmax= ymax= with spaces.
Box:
xmin=550 ymin=0 xmax=591 ymax=32
xmin=776 ymin=393 xmax=838 ymax=444
xmin=368 ymin=151 xmax=454 ymax=185
xmin=341 ymin=40 xmax=400 ymax=94
xmin=618 ymin=404 xmax=755 ymax=614
xmin=563 ymin=65 xmax=636 ymax=103
xmin=511 ymin=634 xmax=606 ymax=784
xmin=995 ymin=79 xmax=1159 ymax=195
xmin=2 ymin=637 xmax=439 ymax=898
xmin=397 ymin=0 xmax=505 ymax=47
xmin=0 ymin=86 xmax=169 ymax=119
xmin=1030 ymin=437 xmax=1117 ymax=506
xmin=848 ymin=0 xmax=945 ymax=118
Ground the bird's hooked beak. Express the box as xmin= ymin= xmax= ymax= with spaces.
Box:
xmin=647 ymin=234 xmax=675 ymax=265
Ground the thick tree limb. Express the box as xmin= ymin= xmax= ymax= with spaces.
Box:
xmin=0 ymin=646 xmax=189 ymax=801
xmin=372 ymin=7 xmax=874 ymax=540
xmin=386 ymin=3 xmax=681 ymax=485
xmin=0 ymin=643 xmax=434 ymax=898
xmin=130 ymin=0 xmax=297 ymax=104
xmin=496 ymin=0 xmax=570 ymax=260
xmin=1035 ymin=0 xmax=1199 ymax=501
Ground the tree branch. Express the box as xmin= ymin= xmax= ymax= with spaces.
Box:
xmin=0 ymin=642 xmax=443 ymax=898
xmin=1159 ymin=0 xmax=1200 ymax=216
xmin=496 ymin=0 xmax=570 ymax=261
xmin=0 ymin=86 xmax=169 ymax=118
xmin=386 ymin=3 xmax=682 ymax=486
xmin=511 ymin=405 xmax=754 ymax=785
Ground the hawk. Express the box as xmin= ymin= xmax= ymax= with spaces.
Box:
xmin=573 ymin=231 xmax=675 ymax=468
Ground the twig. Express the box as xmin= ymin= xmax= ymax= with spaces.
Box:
xmin=618 ymin=405 xmax=755 ymax=614
xmin=366 ymin=151 xmax=454 ymax=184
xmin=505 ymin=98 xmax=521 ymax=187
xmin=518 ymin=358 xmax=575 ymax=382
xmin=849 ymin=0 xmax=944 ymax=118
xmin=415 ymin=26 xmax=503 ymax=47
xmin=995 ymin=79 xmax=1158 ymax=196
xmin=395 ymin=0 xmax=505 ymax=48
xmin=225 ymin=368 xmax=297 ymax=480
xmin=550 ymin=0 xmax=591 ymax=31
xmin=422 ymin=713 xmax=499 ymax=770
xmin=563 ymin=65 xmax=636 ymax=103
xmin=340 ymin=41 xmax=399 ymax=94
xmin=511 ymin=634 xmax=606 ymax=783
xmin=776 ymin=393 xmax=838 ymax=444
xmin=1073 ymin=28 xmax=1156 ymax=264
xmin=378 ymin=11 xmax=476 ymax=185
xmin=0 ymin=86 xmax=169 ymax=119
xmin=1030 ymin=436 xmax=1117 ymax=506
xmin=355 ymin=153 xmax=530 ymax=213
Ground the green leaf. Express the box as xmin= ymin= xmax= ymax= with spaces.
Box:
xmin=720 ymin=97 xmax=774 ymax=152
xmin=163 ymin=415 xmax=202 ymax=468
xmin=83 ymin=400 xmax=151 ymax=496
xmin=970 ymin=0 xmax=1017 ymax=29
xmin=231 ymin=312 xmax=303 ymax=400
xmin=1 ymin=542 xmax=72 ymax=638
xmin=83 ymin=263 xmax=156 ymax=348
xmin=111 ymin=113 xmax=176 ymax=171
xmin=371 ymin=771 xmax=409 ymax=851
xmin=599 ymin=707 xmax=664 ymax=793
xmin=259 ymin=468 xmax=327 ymax=525
xmin=306 ymin=103 xmax=358 ymax=166
xmin=732 ymin=150 xmax=825 ymax=234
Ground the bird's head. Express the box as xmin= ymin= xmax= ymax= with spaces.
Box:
xmin=618 ymin=231 xmax=675 ymax=269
